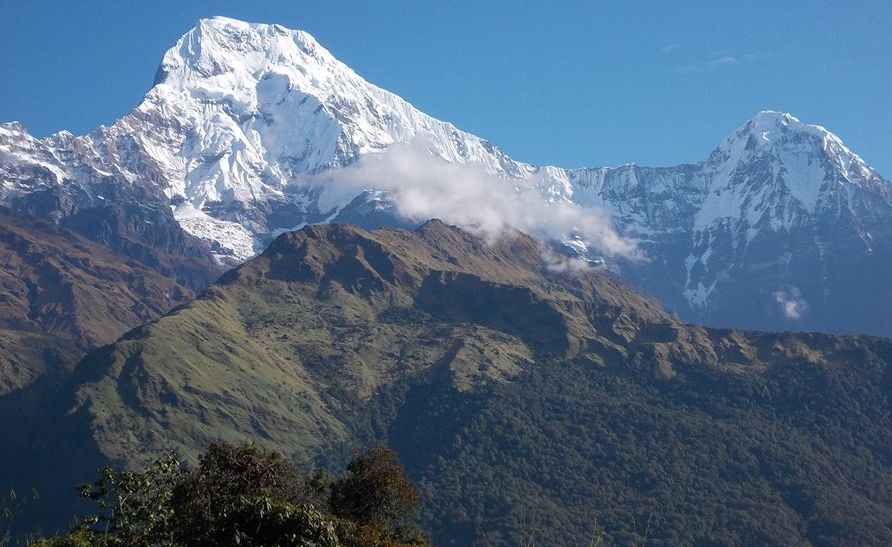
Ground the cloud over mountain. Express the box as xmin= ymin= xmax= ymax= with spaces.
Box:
xmin=307 ymin=138 xmax=639 ymax=258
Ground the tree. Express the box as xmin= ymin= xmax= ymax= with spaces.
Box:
xmin=77 ymin=450 xmax=181 ymax=546
xmin=170 ymin=441 xmax=312 ymax=546
xmin=26 ymin=442 xmax=429 ymax=547
xmin=226 ymin=497 xmax=341 ymax=547
xmin=330 ymin=446 xmax=420 ymax=530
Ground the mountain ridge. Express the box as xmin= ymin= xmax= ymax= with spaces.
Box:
xmin=8 ymin=220 xmax=892 ymax=545
xmin=2 ymin=16 xmax=891 ymax=337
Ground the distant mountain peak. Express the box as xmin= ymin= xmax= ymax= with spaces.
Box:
xmin=702 ymin=110 xmax=879 ymax=217
xmin=717 ymin=111 xmax=871 ymax=175
xmin=721 ymin=110 xmax=825 ymax=152
xmin=156 ymin=17 xmax=336 ymax=89
xmin=0 ymin=121 xmax=28 ymax=134
xmin=750 ymin=109 xmax=799 ymax=124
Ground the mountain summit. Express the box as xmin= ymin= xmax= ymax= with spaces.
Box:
xmin=705 ymin=110 xmax=882 ymax=218
xmin=1 ymin=17 xmax=891 ymax=335
xmin=139 ymin=16 xmax=531 ymax=258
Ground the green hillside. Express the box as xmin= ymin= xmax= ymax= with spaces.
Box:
xmin=8 ymin=221 xmax=892 ymax=545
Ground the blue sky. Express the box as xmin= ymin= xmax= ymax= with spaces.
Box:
xmin=1 ymin=0 xmax=890 ymax=174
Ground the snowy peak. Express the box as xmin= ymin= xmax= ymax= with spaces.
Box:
xmin=0 ymin=122 xmax=70 ymax=194
xmin=683 ymin=110 xmax=892 ymax=311
xmin=717 ymin=111 xmax=820 ymax=162
xmin=143 ymin=17 xmax=530 ymax=206
xmin=156 ymin=17 xmax=344 ymax=96
xmin=700 ymin=110 xmax=884 ymax=221
xmin=714 ymin=110 xmax=875 ymax=181
xmin=87 ymin=17 xmax=535 ymax=261
xmin=148 ymin=15 xmax=517 ymax=169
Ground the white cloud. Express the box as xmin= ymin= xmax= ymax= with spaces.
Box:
xmin=540 ymin=249 xmax=598 ymax=274
xmin=774 ymin=287 xmax=808 ymax=320
xmin=298 ymin=137 xmax=640 ymax=259
xmin=661 ymin=44 xmax=679 ymax=54
xmin=674 ymin=51 xmax=774 ymax=75
xmin=706 ymin=56 xmax=740 ymax=68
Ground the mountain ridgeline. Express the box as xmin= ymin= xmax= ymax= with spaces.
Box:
xmin=1 ymin=17 xmax=891 ymax=337
xmin=7 ymin=221 xmax=892 ymax=546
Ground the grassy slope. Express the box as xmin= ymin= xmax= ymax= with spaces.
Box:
xmin=16 ymin=221 xmax=892 ymax=545
xmin=70 ymin=222 xmax=584 ymax=465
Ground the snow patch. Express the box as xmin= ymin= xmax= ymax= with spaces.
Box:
xmin=173 ymin=202 xmax=259 ymax=262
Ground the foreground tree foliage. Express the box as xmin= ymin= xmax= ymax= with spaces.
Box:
xmin=330 ymin=446 xmax=421 ymax=528
xmin=28 ymin=442 xmax=428 ymax=547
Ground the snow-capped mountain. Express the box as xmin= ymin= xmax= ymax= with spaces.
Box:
xmin=683 ymin=112 xmax=889 ymax=305
xmin=1 ymin=17 xmax=537 ymax=264
xmin=2 ymin=16 xmax=891 ymax=335
xmin=570 ymin=111 xmax=892 ymax=334
xmin=0 ymin=120 xmax=221 ymax=290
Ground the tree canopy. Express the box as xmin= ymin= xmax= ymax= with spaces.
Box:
xmin=24 ymin=442 xmax=427 ymax=547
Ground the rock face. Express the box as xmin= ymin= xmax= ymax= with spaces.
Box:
xmin=0 ymin=123 xmax=223 ymax=290
xmin=2 ymin=16 xmax=891 ymax=336
xmin=0 ymin=207 xmax=193 ymax=394
xmin=10 ymin=221 xmax=892 ymax=545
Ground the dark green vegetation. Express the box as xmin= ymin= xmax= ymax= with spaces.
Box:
xmin=0 ymin=207 xmax=195 ymax=394
xmin=3 ymin=221 xmax=892 ymax=545
xmin=17 ymin=441 xmax=426 ymax=547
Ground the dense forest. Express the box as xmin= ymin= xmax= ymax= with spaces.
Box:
xmin=376 ymin=348 xmax=892 ymax=545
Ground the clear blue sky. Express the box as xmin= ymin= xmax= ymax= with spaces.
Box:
xmin=1 ymin=0 xmax=890 ymax=175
